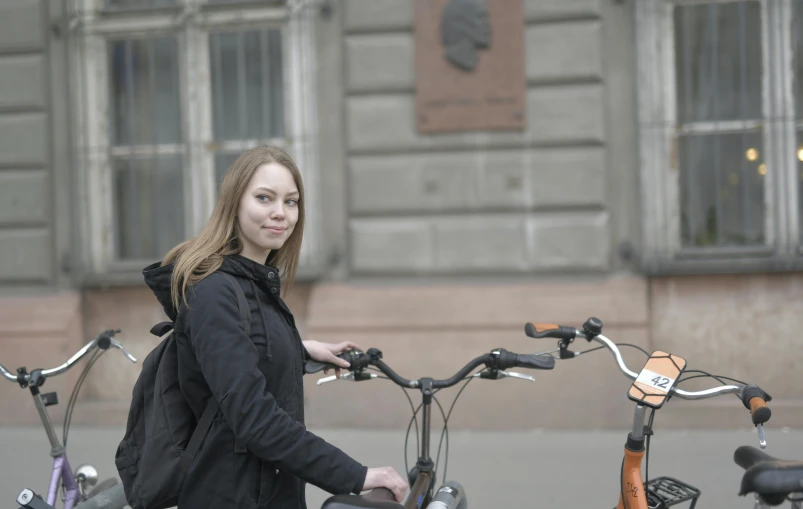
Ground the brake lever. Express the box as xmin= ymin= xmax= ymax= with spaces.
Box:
xmin=499 ymin=371 xmax=535 ymax=382
xmin=317 ymin=371 xmax=351 ymax=385
xmin=110 ymin=339 xmax=137 ymax=363
xmin=533 ymin=345 xmax=578 ymax=360
xmin=757 ymin=424 xmax=767 ymax=449
xmin=533 ymin=348 xmax=561 ymax=357
xmin=473 ymin=370 xmax=535 ymax=382
xmin=317 ymin=371 xmax=379 ymax=386
xmin=504 ymin=371 xmax=536 ymax=382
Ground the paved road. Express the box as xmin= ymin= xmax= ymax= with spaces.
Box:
xmin=2 ymin=426 xmax=801 ymax=508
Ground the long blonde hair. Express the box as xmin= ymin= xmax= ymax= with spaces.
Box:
xmin=163 ymin=145 xmax=305 ymax=310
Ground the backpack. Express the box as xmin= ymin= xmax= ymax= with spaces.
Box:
xmin=115 ymin=273 xmax=250 ymax=509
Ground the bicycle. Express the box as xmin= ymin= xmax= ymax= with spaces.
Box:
xmin=523 ymin=316 xmax=801 ymax=509
xmin=303 ymin=346 xmax=557 ymax=508
xmin=1 ymin=329 xmax=136 ymax=509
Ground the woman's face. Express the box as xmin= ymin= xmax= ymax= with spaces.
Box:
xmin=236 ymin=162 xmax=300 ymax=262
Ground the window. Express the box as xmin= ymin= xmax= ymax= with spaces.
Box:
xmin=71 ymin=0 xmax=321 ymax=275
xmin=210 ymin=28 xmax=285 ymax=185
xmin=109 ymin=37 xmax=184 ymax=260
xmin=637 ymin=0 xmax=803 ymax=274
xmin=793 ymin=0 xmax=803 ymax=241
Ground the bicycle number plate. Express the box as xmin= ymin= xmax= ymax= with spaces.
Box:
xmin=628 ymin=351 xmax=687 ymax=409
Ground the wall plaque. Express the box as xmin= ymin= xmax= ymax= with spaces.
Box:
xmin=414 ymin=0 xmax=526 ymax=133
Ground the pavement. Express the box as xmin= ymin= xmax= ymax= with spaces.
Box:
xmin=2 ymin=426 xmax=802 ymax=508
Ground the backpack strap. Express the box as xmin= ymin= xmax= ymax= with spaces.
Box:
xmin=150 ymin=322 xmax=174 ymax=337
xmin=185 ymin=398 xmax=218 ymax=458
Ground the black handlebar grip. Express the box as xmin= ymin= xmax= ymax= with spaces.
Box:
xmin=516 ymin=353 xmax=555 ymax=370
xmin=304 ymin=353 xmax=346 ymax=374
xmin=492 ymin=349 xmax=555 ymax=370
xmin=304 ymin=349 xmax=365 ymax=374
xmin=741 ymin=384 xmax=772 ymax=425
xmin=524 ymin=323 xmax=577 ymax=340
xmin=494 ymin=349 xmax=517 ymax=370
xmin=304 ymin=360 xmax=329 ymax=374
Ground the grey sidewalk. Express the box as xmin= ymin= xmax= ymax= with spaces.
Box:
xmin=2 ymin=426 xmax=802 ymax=508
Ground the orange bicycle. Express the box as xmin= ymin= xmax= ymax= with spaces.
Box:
xmin=524 ymin=317 xmax=800 ymax=509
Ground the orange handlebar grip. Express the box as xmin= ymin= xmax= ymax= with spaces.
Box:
xmin=749 ymin=397 xmax=771 ymax=425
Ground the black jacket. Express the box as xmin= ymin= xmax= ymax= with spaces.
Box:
xmin=143 ymin=254 xmax=367 ymax=509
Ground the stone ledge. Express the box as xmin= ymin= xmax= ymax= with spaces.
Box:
xmin=0 ymin=292 xmax=80 ymax=333
xmin=306 ymin=275 xmax=648 ymax=332
xmin=0 ymin=291 xmax=83 ymax=426
xmin=656 ymin=399 xmax=803 ymax=431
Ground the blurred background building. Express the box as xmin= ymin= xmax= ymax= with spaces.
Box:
xmin=0 ymin=0 xmax=801 ymax=430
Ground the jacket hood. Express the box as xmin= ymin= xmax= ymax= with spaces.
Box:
xmin=143 ymin=254 xmax=281 ymax=321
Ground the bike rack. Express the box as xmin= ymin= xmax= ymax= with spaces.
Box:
xmin=645 ymin=476 xmax=701 ymax=509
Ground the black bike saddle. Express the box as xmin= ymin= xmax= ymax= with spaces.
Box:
xmin=321 ymin=489 xmax=403 ymax=509
xmin=734 ymin=445 xmax=803 ymax=506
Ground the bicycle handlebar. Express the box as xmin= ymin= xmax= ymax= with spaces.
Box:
xmin=311 ymin=347 xmax=555 ymax=389
xmin=0 ymin=329 xmax=137 ymax=384
xmin=524 ymin=318 xmax=772 ymax=415
xmin=526 ymin=322 xmax=751 ymax=400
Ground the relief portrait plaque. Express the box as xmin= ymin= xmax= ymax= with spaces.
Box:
xmin=414 ymin=0 xmax=526 ymax=133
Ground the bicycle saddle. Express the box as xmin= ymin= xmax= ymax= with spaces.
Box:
xmin=321 ymin=490 xmax=403 ymax=509
xmin=735 ymin=445 xmax=803 ymax=505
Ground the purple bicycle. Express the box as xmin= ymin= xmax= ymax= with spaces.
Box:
xmin=1 ymin=329 xmax=135 ymax=509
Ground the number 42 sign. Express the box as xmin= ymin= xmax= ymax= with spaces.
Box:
xmin=635 ymin=369 xmax=674 ymax=393
xmin=628 ymin=351 xmax=687 ymax=409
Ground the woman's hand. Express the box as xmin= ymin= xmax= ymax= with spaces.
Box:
xmin=363 ymin=467 xmax=408 ymax=503
xmin=302 ymin=340 xmax=362 ymax=378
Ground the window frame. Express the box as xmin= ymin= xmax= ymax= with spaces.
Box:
xmin=69 ymin=0 xmax=322 ymax=282
xmin=636 ymin=0 xmax=803 ymax=275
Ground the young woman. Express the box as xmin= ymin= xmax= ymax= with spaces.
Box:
xmin=143 ymin=146 xmax=407 ymax=508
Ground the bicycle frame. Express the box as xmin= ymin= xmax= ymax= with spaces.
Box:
xmin=592 ymin=333 xmax=756 ymax=509
xmin=321 ymin=371 xmax=437 ymax=508
xmin=316 ymin=347 xmax=552 ymax=509
xmin=49 ymin=456 xmax=81 ymax=509
xmin=526 ymin=318 xmax=783 ymax=509
xmin=407 ymin=471 xmax=434 ymax=509
xmin=41 ymin=384 xmax=98 ymax=508
xmin=616 ymin=405 xmax=646 ymax=509
xmin=615 ymin=401 xmax=801 ymax=509
xmin=1 ymin=330 xmax=136 ymax=509
xmin=615 ymin=404 xmax=692 ymax=509
xmin=404 ymin=384 xmax=438 ymax=509
xmin=33 ymin=390 xmax=83 ymax=509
